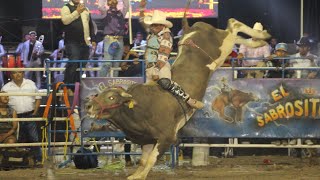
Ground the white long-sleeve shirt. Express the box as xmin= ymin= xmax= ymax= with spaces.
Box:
xmin=61 ymin=2 xmax=94 ymax=46
xmin=15 ymin=42 xmax=24 ymax=54
xmin=239 ymin=39 xmax=270 ymax=67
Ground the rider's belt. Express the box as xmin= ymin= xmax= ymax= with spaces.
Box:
xmin=105 ymin=35 xmax=123 ymax=39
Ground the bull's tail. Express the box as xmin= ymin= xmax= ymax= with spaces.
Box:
xmin=182 ymin=0 xmax=191 ymax=33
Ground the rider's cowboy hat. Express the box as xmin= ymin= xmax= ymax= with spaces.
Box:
xmin=144 ymin=10 xmax=173 ymax=28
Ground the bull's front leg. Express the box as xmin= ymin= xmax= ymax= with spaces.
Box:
xmin=127 ymin=144 xmax=155 ymax=180
xmin=128 ymin=143 xmax=160 ymax=180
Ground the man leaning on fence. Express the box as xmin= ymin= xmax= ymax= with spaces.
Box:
xmin=237 ymin=22 xmax=270 ymax=78
xmin=289 ymin=37 xmax=318 ymax=79
xmin=1 ymin=69 xmax=42 ymax=166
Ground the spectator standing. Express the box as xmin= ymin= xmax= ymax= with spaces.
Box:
xmin=50 ymin=49 xmax=65 ymax=80
xmin=2 ymin=70 xmax=42 ymax=165
xmin=21 ymin=31 xmax=44 ymax=88
xmin=61 ymin=0 xmax=96 ymax=92
xmin=15 ymin=34 xmax=30 ymax=55
xmin=98 ymin=0 xmax=129 ymax=77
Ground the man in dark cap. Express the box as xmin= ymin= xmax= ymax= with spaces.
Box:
xmin=289 ymin=37 xmax=318 ymax=79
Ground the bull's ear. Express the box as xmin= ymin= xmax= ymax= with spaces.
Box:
xmin=125 ymin=99 xmax=138 ymax=109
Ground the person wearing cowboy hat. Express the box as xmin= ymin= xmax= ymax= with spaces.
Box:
xmin=237 ymin=22 xmax=270 ymax=78
xmin=139 ymin=0 xmax=204 ymax=109
xmin=289 ymin=37 xmax=318 ymax=79
xmin=139 ymin=0 xmax=173 ymax=82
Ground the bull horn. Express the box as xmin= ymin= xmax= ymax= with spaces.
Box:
xmin=120 ymin=92 xmax=132 ymax=98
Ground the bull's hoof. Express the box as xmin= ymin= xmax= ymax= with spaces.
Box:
xmin=127 ymin=175 xmax=145 ymax=180
xmin=206 ymin=63 xmax=217 ymax=70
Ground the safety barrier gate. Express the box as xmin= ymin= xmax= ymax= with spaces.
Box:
xmin=0 ymin=56 xmax=319 ymax=168
xmin=44 ymin=59 xmax=150 ymax=167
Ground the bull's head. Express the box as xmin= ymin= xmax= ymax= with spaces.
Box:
xmin=86 ymin=87 xmax=136 ymax=119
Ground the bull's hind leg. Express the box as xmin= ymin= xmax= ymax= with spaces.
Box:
xmin=226 ymin=18 xmax=270 ymax=40
xmin=206 ymin=32 xmax=236 ymax=70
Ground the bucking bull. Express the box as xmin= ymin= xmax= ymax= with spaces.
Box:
xmin=86 ymin=15 xmax=270 ymax=180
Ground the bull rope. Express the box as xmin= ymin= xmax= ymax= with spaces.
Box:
xmin=178 ymin=38 xmax=218 ymax=68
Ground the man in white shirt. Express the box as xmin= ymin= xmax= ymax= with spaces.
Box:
xmin=290 ymin=37 xmax=318 ymax=79
xmin=61 ymin=0 xmax=96 ymax=93
xmin=2 ymin=70 xmax=42 ymax=165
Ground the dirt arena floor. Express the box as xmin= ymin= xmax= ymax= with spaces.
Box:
xmin=1 ymin=155 xmax=320 ymax=180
